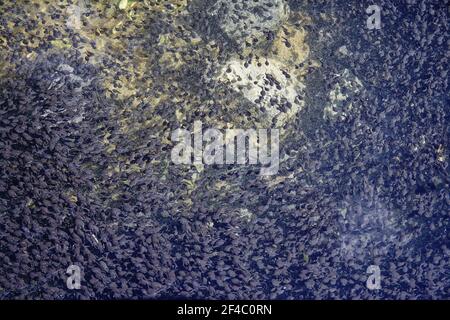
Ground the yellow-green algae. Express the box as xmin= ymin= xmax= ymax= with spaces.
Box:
xmin=0 ymin=0 xmax=321 ymax=215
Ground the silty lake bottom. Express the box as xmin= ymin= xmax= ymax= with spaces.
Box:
xmin=0 ymin=0 xmax=448 ymax=299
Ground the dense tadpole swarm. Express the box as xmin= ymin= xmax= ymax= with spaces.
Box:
xmin=0 ymin=0 xmax=449 ymax=299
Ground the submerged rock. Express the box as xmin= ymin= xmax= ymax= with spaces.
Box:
xmin=216 ymin=56 xmax=305 ymax=127
xmin=210 ymin=0 xmax=290 ymax=47
xmin=323 ymin=69 xmax=363 ymax=121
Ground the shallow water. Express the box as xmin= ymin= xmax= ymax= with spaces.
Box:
xmin=0 ymin=0 xmax=448 ymax=299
